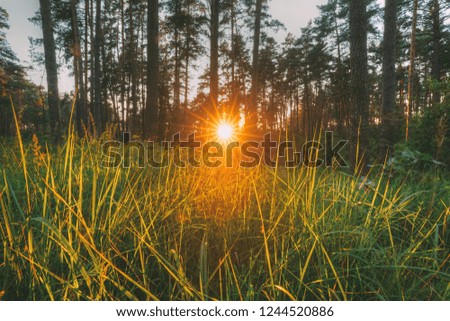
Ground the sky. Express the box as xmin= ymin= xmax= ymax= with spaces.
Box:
xmin=0 ymin=0 xmax=45 ymax=86
xmin=0 ymin=0 xmax=328 ymax=93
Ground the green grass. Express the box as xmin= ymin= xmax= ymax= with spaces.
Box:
xmin=0 ymin=114 xmax=449 ymax=300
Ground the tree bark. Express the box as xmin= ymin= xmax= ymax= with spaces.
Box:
xmin=406 ymin=0 xmax=418 ymax=142
xmin=349 ymin=0 xmax=369 ymax=161
xmin=230 ymin=0 xmax=238 ymax=118
xmin=146 ymin=0 xmax=159 ymax=139
xmin=248 ymin=0 xmax=263 ymax=133
xmin=71 ymin=0 xmax=87 ymax=135
xmin=120 ymin=0 xmax=126 ymax=132
xmin=430 ymin=0 xmax=442 ymax=105
xmin=381 ymin=0 xmax=398 ymax=156
xmin=39 ymin=0 xmax=61 ymax=139
xmin=173 ymin=1 xmax=181 ymax=133
xmin=209 ymin=0 xmax=220 ymax=119
xmin=94 ymin=0 xmax=103 ymax=133
xmin=129 ymin=0 xmax=138 ymax=131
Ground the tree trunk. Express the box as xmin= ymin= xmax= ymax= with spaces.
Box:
xmin=381 ymin=0 xmax=398 ymax=156
xmin=101 ymin=3 xmax=109 ymax=128
xmin=230 ymin=0 xmax=238 ymax=118
xmin=73 ymin=1 xmax=82 ymax=132
xmin=120 ymin=0 xmax=126 ymax=132
xmin=248 ymin=0 xmax=263 ymax=133
xmin=39 ymin=0 xmax=61 ymax=139
xmin=173 ymin=1 xmax=181 ymax=133
xmin=183 ymin=1 xmax=192 ymax=130
xmin=430 ymin=0 xmax=442 ymax=105
xmin=129 ymin=0 xmax=138 ymax=132
xmin=349 ymin=0 xmax=369 ymax=162
xmin=146 ymin=0 xmax=159 ymax=139
xmin=84 ymin=0 xmax=89 ymax=126
xmin=406 ymin=0 xmax=418 ymax=142
xmin=333 ymin=4 xmax=344 ymax=137
xmin=94 ymin=0 xmax=103 ymax=133
xmin=210 ymin=0 xmax=220 ymax=119
xmin=89 ymin=0 xmax=95 ymax=128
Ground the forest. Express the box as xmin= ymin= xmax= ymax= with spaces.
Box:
xmin=0 ymin=0 xmax=449 ymax=301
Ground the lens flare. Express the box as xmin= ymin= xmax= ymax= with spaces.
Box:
xmin=217 ymin=123 xmax=234 ymax=142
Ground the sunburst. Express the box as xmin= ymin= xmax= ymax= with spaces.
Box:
xmin=215 ymin=121 xmax=236 ymax=143
xmin=217 ymin=123 xmax=233 ymax=140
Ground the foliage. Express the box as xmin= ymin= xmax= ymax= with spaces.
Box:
xmin=0 ymin=6 xmax=49 ymax=137
xmin=410 ymin=82 xmax=450 ymax=165
xmin=384 ymin=143 xmax=446 ymax=175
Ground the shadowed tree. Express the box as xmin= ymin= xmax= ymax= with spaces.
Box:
xmin=93 ymin=0 xmax=103 ymax=133
xmin=39 ymin=0 xmax=61 ymax=139
xmin=430 ymin=0 xmax=442 ymax=105
xmin=166 ymin=0 xmax=182 ymax=132
xmin=349 ymin=0 xmax=369 ymax=161
xmin=210 ymin=0 xmax=220 ymax=118
xmin=71 ymin=0 xmax=88 ymax=135
xmin=146 ymin=0 xmax=159 ymax=139
xmin=247 ymin=0 xmax=263 ymax=133
xmin=406 ymin=0 xmax=418 ymax=141
xmin=128 ymin=0 xmax=138 ymax=132
xmin=381 ymin=0 xmax=398 ymax=155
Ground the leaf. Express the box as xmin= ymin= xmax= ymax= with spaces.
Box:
xmin=432 ymin=160 xmax=446 ymax=167
xmin=401 ymin=149 xmax=416 ymax=160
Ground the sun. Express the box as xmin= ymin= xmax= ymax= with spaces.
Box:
xmin=216 ymin=123 xmax=234 ymax=142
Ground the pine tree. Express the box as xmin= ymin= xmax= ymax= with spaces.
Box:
xmin=381 ymin=0 xmax=398 ymax=155
xmin=247 ymin=0 xmax=263 ymax=133
xmin=349 ymin=0 xmax=369 ymax=158
xmin=210 ymin=0 xmax=220 ymax=118
xmin=39 ymin=0 xmax=61 ymax=139
xmin=146 ymin=0 xmax=159 ymax=139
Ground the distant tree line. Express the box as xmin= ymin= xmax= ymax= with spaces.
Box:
xmin=1 ymin=0 xmax=449 ymax=163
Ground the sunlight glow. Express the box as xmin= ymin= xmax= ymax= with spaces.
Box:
xmin=217 ymin=123 xmax=234 ymax=142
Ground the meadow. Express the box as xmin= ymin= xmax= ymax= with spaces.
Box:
xmin=0 ymin=121 xmax=449 ymax=301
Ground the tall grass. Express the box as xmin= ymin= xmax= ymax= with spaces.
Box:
xmin=0 ymin=111 xmax=449 ymax=300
